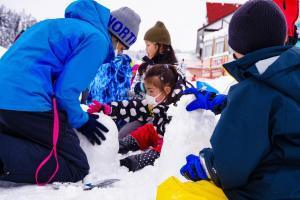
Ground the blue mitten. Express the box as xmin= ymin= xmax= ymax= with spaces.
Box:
xmin=210 ymin=94 xmax=227 ymax=113
xmin=183 ymin=88 xmax=227 ymax=113
xmin=183 ymin=88 xmax=212 ymax=111
xmin=180 ymin=154 xmax=208 ymax=181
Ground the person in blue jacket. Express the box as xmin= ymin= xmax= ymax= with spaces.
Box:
xmin=180 ymin=0 xmax=300 ymax=199
xmin=82 ymin=7 xmax=141 ymax=105
xmin=0 ymin=0 xmax=139 ymax=184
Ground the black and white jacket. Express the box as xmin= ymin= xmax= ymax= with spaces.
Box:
xmin=110 ymin=77 xmax=193 ymax=136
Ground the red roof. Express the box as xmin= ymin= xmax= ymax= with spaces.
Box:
xmin=206 ymin=2 xmax=241 ymax=25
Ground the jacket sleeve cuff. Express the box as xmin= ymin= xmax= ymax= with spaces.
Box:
xmin=212 ymin=96 xmax=227 ymax=115
xmin=200 ymin=148 xmax=222 ymax=187
xmin=199 ymin=154 xmax=211 ymax=179
xmin=71 ymin=110 xmax=89 ymax=128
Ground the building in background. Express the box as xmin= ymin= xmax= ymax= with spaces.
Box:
xmin=188 ymin=2 xmax=241 ymax=79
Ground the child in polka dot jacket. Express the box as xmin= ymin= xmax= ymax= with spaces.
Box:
xmin=88 ymin=64 xmax=193 ymax=171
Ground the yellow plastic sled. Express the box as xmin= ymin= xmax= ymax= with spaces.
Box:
xmin=156 ymin=176 xmax=228 ymax=200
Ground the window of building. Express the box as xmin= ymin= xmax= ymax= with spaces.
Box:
xmin=204 ymin=43 xmax=213 ymax=58
xmin=215 ymin=38 xmax=224 ymax=55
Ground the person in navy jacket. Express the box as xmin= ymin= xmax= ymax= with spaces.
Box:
xmin=181 ymin=0 xmax=300 ymax=199
xmin=0 ymin=0 xmax=139 ymax=184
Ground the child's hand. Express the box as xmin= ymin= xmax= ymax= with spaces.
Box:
xmin=77 ymin=113 xmax=109 ymax=145
xmin=87 ymin=100 xmax=111 ymax=115
xmin=183 ymin=88 xmax=227 ymax=113
xmin=180 ymin=154 xmax=208 ymax=181
xmin=183 ymin=88 xmax=210 ymax=111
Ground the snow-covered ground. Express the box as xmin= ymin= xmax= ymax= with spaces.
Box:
xmin=0 ymin=76 xmax=235 ymax=200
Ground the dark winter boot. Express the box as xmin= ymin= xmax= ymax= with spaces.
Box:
xmin=120 ymin=149 xmax=160 ymax=172
xmin=118 ymin=135 xmax=140 ymax=154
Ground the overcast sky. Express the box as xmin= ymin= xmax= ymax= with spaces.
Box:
xmin=1 ymin=0 xmax=246 ymax=51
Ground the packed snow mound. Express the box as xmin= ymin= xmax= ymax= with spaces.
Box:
xmin=79 ymin=105 xmax=119 ymax=182
xmin=156 ymin=94 xmax=217 ymax=183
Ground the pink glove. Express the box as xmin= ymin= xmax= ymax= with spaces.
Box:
xmin=87 ymin=100 xmax=112 ymax=115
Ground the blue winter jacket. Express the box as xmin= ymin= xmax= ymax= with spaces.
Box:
xmin=202 ymin=46 xmax=300 ymax=199
xmin=0 ymin=0 xmax=114 ymax=128
xmin=87 ymin=54 xmax=132 ymax=104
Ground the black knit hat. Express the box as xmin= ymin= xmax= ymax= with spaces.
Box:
xmin=228 ymin=0 xmax=287 ymax=55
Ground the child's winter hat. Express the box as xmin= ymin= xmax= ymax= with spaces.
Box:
xmin=228 ymin=0 xmax=287 ymax=55
xmin=144 ymin=21 xmax=171 ymax=45
xmin=109 ymin=7 xmax=141 ymax=49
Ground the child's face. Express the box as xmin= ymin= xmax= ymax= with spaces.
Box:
xmin=145 ymin=40 xmax=158 ymax=59
xmin=144 ymin=80 xmax=165 ymax=103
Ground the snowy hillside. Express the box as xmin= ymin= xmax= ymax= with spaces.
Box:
xmin=0 ymin=77 xmax=235 ymax=200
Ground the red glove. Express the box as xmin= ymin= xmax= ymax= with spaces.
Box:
xmin=130 ymin=124 xmax=163 ymax=153
xmin=87 ymin=100 xmax=111 ymax=115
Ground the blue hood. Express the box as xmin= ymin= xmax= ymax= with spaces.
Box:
xmin=65 ymin=0 xmax=115 ymax=64
xmin=224 ymin=45 xmax=300 ymax=103
xmin=65 ymin=0 xmax=110 ymax=34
